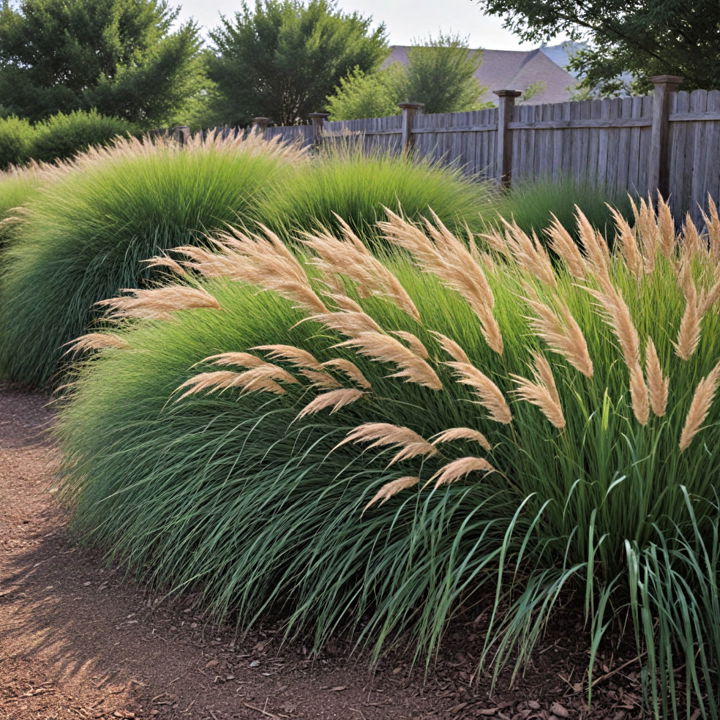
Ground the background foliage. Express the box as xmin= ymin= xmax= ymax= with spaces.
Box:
xmin=0 ymin=0 xmax=206 ymax=127
xmin=327 ymin=34 xmax=489 ymax=120
xmin=206 ymin=0 xmax=388 ymax=126
xmin=474 ymin=0 xmax=720 ymax=94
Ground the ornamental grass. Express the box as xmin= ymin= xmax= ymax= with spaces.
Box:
xmin=0 ymin=132 xmax=305 ymax=388
xmin=59 ymin=197 xmax=720 ymax=718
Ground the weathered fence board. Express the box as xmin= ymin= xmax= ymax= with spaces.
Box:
xmin=187 ymin=77 xmax=720 ymax=224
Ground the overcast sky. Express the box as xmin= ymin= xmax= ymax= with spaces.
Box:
xmin=176 ymin=0 xmax=552 ymax=50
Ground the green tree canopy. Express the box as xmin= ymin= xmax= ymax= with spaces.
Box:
xmin=326 ymin=34 xmax=489 ymax=120
xmin=474 ymin=0 xmax=720 ymax=93
xmin=401 ymin=34 xmax=485 ymax=113
xmin=206 ymin=0 xmax=388 ymax=126
xmin=0 ymin=0 xmax=206 ymax=126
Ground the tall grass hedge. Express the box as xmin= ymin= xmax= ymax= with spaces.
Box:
xmin=58 ymin=199 xmax=720 ymax=718
xmin=0 ymin=164 xmax=44 ymax=249
xmin=0 ymin=139 xmax=502 ymax=389
xmin=0 ymin=133 xmax=305 ymax=388
xmin=496 ymin=175 xmax=633 ymax=239
xmin=258 ymin=147 xmax=497 ymax=242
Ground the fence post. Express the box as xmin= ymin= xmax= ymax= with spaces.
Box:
xmin=308 ymin=112 xmax=330 ymax=149
xmin=493 ymin=90 xmax=521 ymax=188
xmin=172 ymin=125 xmax=190 ymax=146
xmin=398 ymin=102 xmax=424 ymax=153
xmin=648 ymin=75 xmax=683 ymax=199
xmin=251 ymin=117 xmax=271 ymax=136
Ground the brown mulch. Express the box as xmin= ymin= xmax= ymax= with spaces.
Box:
xmin=0 ymin=385 xmax=645 ymax=720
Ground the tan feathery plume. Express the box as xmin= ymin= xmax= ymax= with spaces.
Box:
xmin=631 ymin=197 xmax=658 ymax=273
xmin=297 ymin=368 xmax=342 ymax=389
xmin=144 ymin=255 xmax=188 ymax=276
xmin=327 ymin=293 xmax=364 ymax=313
xmin=205 ymin=352 xmax=267 ymax=369
xmin=547 ymin=214 xmax=586 ymax=279
xmin=321 ymin=358 xmax=372 ymax=389
xmin=645 ymin=339 xmax=669 ymax=417
xmin=480 ymin=227 xmax=513 ymax=258
xmin=174 ymin=225 xmax=327 ymax=315
xmin=510 ymin=353 xmax=565 ymax=429
xmin=429 ymin=457 xmax=497 ymax=488
xmin=657 ymin=196 xmax=677 ymax=257
xmin=681 ymin=214 xmax=703 ymax=259
xmin=699 ymin=270 xmax=720 ymax=315
xmin=584 ymin=280 xmax=640 ymax=369
xmin=701 ymin=195 xmax=720 ymax=258
xmin=336 ymin=332 xmax=443 ymax=390
xmin=674 ymin=265 xmax=702 ymax=361
xmin=379 ymin=210 xmax=503 ymax=355
xmin=575 ymin=209 xmax=611 ymax=283
xmin=302 ymin=221 xmax=420 ymax=320
xmin=98 ymin=285 xmax=221 ymax=320
xmin=610 ymin=206 xmax=643 ymax=279
xmin=392 ymin=330 xmax=430 ymax=359
xmin=628 ymin=363 xmax=649 ymax=425
xmin=431 ymin=427 xmax=492 ymax=452
xmin=432 ymin=332 xmax=470 ymax=364
xmin=499 ymin=218 xmax=556 ymax=287
xmin=679 ymin=361 xmax=720 ymax=451
xmin=66 ymin=332 xmax=130 ymax=354
xmin=335 ymin=423 xmax=437 ymax=466
xmin=296 ymin=388 xmax=365 ymax=419
xmin=306 ymin=309 xmax=382 ymax=337
xmin=252 ymin=344 xmax=323 ymax=370
xmin=364 ymin=476 xmax=419 ymax=510
xmin=176 ymin=365 xmax=297 ymax=400
xmin=523 ymin=286 xmax=593 ymax=377
xmin=446 ymin=361 xmax=512 ymax=423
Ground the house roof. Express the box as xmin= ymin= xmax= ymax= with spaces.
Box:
xmin=386 ymin=44 xmax=579 ymax=105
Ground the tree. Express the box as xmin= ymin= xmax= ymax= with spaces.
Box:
xmin=326 ymin=34 xmax=489 ymax=120
xmin=206 ymin=0 xmax=388 ymax=126
xmin=473 ymin=0 xmax=720 ymax=94
xmin=0 ymin=0 xmax=206 ymax=126
xmin=400 ymin=34 xmax=486 ymax=113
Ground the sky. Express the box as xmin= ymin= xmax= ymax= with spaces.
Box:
xmin=176 ymin=0 xmax=552 ymax=50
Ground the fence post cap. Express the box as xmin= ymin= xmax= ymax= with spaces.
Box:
xmin=398 ymin=102 xmax=424 ymax=110
xmin=649 ymin=75 xmax=684 ymax=87
xmin=308 ymin=112 xmax=330 ymax=119
xmin=493 ymin=89 xmax=522 ymax=98
xmin=251 ymin=116 xmax=271 ymax=123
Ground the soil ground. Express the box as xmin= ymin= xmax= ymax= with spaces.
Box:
xmin=0 ymin=385 xmax=645 ymax=720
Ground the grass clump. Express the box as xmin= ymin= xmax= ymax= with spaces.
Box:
xmin=258 ymin=146 xmax=498 ymax=244
xmin=0 ymin=133 xmax=304 ymax=388
xmin=0 ymin=164 xmax=45 ymax=250
xmin=59 ymin=197 xmax=720 ymax=717
xmin=496 ymin=175 xmax=632 ymax=239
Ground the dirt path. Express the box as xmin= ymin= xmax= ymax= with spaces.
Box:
xmin=0 ymin=386 xmax=642 ymax=720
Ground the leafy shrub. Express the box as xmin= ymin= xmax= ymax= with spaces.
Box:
xmin=326 ymin=66 xmax=403 ymax=121
xmin=30 ymin=110 xmax=137 ymax=164
xmin=495 ymin=175 xmax=633 ymax=239
xmin=0 ymin=133 xmax=305 ymax=388
xmin=59 ymin=198 xmax=720 ymax=716
xmin=0 ymin=116 xmax=36 ymax=169
xmin=259 ymin=147 xmax=499 ymax=244
xmin=0 ymin=164 xmax=44 ymax=249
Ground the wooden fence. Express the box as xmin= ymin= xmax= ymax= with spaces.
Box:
xmin=232 ymin=76 xmax=719 ymax=224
